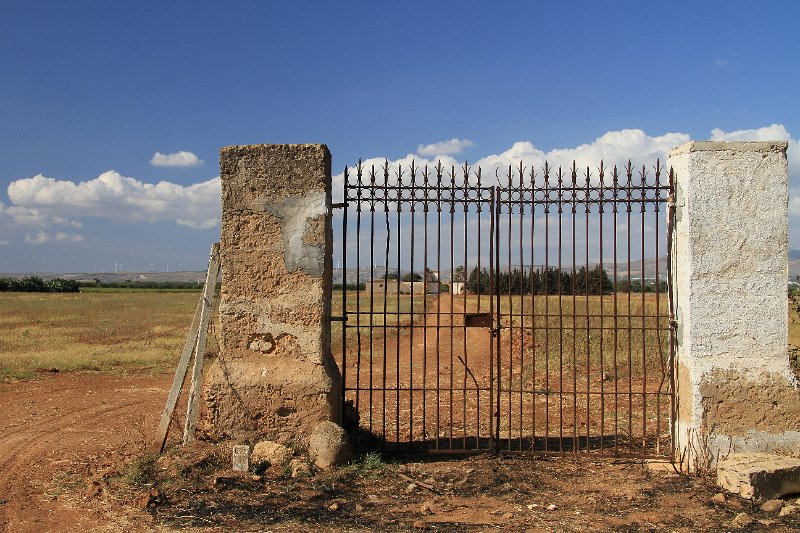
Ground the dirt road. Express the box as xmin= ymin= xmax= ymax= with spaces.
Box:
xmin=0 ymin=373 xmax=169 ymax=532
xmin=1 ymin=372 xmax=799 ymax=532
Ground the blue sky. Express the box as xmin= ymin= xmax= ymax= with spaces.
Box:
xmin=1 ymin=1 xmax=798 ymax=272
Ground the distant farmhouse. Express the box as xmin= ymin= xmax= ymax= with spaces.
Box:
xmin=365 ymin=269 xmax=440 ymax=295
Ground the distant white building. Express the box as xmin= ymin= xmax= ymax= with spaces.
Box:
xmin=451 ymin=281 xmax=465 ymax=294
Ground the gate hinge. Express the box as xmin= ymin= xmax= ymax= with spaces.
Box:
xmin=330 ymin=315 xmax=347 ymax=322
xmin=331 ymin=202 xmax=347 ymax=209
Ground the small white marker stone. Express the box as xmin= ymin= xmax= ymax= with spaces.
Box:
xmin=232 ymin=445 xmax=250 ymax=472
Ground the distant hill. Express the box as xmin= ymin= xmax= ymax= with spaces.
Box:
xmin=8 ymin=251 xmax=800 ymax=286
xmin=0 ymin=271 xmax=208 ymax=284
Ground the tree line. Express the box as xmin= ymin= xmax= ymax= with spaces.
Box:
xmin=80 ymin=279 xmax=204 ymax=290
xmin=461 ymin=265 xmax=665 ymax=295
xmin=0 ymin=276 xmax=209 ymax=292
xmin=0 ymin=276 xmax=80 ymax=292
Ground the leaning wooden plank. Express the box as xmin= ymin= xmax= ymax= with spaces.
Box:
xmin=183 ymin=242 xmax=221 ymax=444
xmin=149 ymin=296 xmax=203 ymax=453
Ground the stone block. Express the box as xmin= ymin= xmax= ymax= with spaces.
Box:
xmin=232 ymin=444 xmax=250 ymax=472
xmin=717 ymin=453 xmax=800 ymax=500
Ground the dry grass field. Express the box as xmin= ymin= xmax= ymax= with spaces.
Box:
xmin=0 ymin=290 xmax=200 ymax=380
xmin=1 ymin=288 xmax=796 ymax=381
xmin=333 ymin=291 xmax=670 ymax=370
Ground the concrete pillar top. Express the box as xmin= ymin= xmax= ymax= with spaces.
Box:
xmin=669 ymin=140 xmax=788 ymax=156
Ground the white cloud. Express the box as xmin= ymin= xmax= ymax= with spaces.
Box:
xmin=7 ymin=125 xmax=797 ymax=244
xmin=0 ymin=200 xmax=82 ymax=229
xmin=23 ymin=231 xmax=84 ymax=245
xmin=541 ymin=129 xmax=689 ymax=171
xmin=334 ymin=125 xmax=800 ymax=227
xmin=150 ymin=151 xmax=204 ymax=167
xmin=714 ymin=58 xmax=730 ymax=66
xmin=7 ymin=171 xmax=221 ymax=229
xmin=55 ymin=232 xmax=84 ymax=242
xmin=0 ymin=240 xmax=9 ymax=246
xmin=24 ymin=232 xmax=50 ymax=245
xmin=332 ymin=152 xmax=466 ymax=203
xmin=416 ymin=138 xmax=475 ymax=157
xmin=336 ymin=129 xmax=691 ymax=198
xmin=470 ymin=130 xmax=688 ymax=187
xmin=342 ymin=126 xmax=800 ymax=191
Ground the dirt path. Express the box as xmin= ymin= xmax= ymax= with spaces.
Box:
xmin=1 ymin=372 xmax=798 ymax=532
xmin=0 ymin=373 xmax=169 ymax=532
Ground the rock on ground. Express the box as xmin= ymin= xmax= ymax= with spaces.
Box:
xmin=760 ymin=499 xmax=783 ymax=513
xmin=308 ymin=420 xmax=352 ymax=469
xmin=779 ymin=504 xmax=798 ymax=517
xmin=717 ymin=453 xmax=800 ymax=500
xmin=730 ymin=512 xmax=753 ymax=529
xmin=251 ymin=440 xmax=292 ymax=468
xmin=290 ymin=458 xmax=311 ymax=478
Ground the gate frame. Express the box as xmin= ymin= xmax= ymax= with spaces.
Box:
xmin=335 ymin=159 xmax=676 ymax=459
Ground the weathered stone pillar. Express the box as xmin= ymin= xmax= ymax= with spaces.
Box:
xmin=668 ymin=141 xmax=799 ymax=468
xmin=204 ymin=144 xmax=341 ymax=443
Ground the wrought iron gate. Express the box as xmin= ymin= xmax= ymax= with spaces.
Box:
xmin=333 ymin=159 xmax=675 ymax=458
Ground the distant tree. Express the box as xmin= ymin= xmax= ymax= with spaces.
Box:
xmin=0 ymin=276 xmax=78 ymax=293
xmin=456 ymin=265 xmax=616 ymax=296
xmin=497 ymin=268 xmax=529 ymax=294
xmin=466 ymin=266 xmax=490 ymax=294
xmin=527 ymin=267 xmax=542 ymax=294
xmin=46 ymin=278 xmax=80 ymax=292
xmin=384 ymin=271 xmax=399 ymax=280
xmin=538 ymin=267 xmax=571 ymax=295
xmin=615 ymin=279 xmax=665 ymax=293
xmin=401 ymin=272 xmax=422 ymax=282
xmin=16 ymin=276 xmax=48 ymax=292
xmin=573 ymin=265 xmax=614 ymax=295
xmin=615 ymin=279 xmax=634 ymax=293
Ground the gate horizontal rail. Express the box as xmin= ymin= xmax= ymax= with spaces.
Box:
xmin=333 ymin=159 xmax=675 ymax=459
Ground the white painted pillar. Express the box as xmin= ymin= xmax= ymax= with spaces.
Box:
xmin=668 ymin=141 xmax=799 ymax=470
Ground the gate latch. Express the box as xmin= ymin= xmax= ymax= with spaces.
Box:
xmin=464 ymin=313 xmax=493 ymax=328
